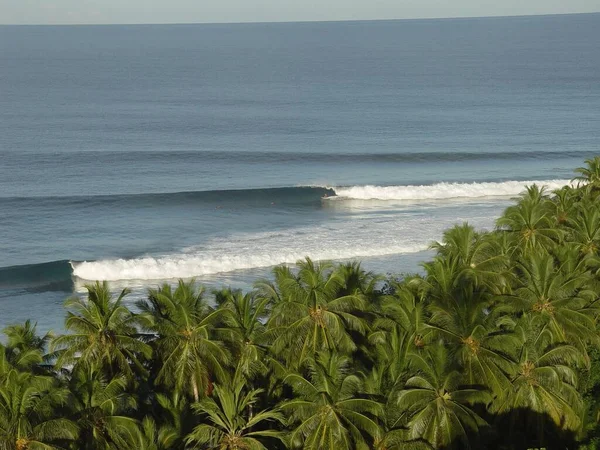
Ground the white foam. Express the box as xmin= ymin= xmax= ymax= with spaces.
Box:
xmin=72 ymin=244 xmax=426 ymax=281
xmin=330 ymin=180 xmax=571 ymax=201
xmin=71 ymin=206 xmax=454 ymax=281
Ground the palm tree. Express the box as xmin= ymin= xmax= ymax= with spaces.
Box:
xmin=68 ymin=367 xmax=141 ymax=450
xmin=0 ymin=321 xmax=51 ymax=377
xmin=430 ymin=223 xmax=510 ymax=293
xmin=185 ymin=378 xmax=285 ymax=449
xmin=567 ymin=201 xmax=600 ymax=256
xmin=395 ymin=345 xmax=490 ymax=449
xmin=51 ymin=281 xmax=151 ymax=378
xmin=151 ymin=391 xmax=191 ymax=449
xmin=411 ymin=257 xmax=460 ymax=310
xmin=281 ymin=351 xmax=383 ymax=450
xmin=507 ymin=252 xmax=599 ymax=348
xmin=335 ymin=261 xmax=381 ymax=298
xmin=260 ymin=258 xmax=367 ymax=366
xmin=574 ymin=156 xmax=600 ymax=193
xmin=130 ymin=417 xmax=178 ymax=450
xmin=552 ymin=185 xmax=580 ymax=227
xmin=0 ymin=370 xmax=78 ymax=450
xmin=373 ymin=395 xmax=436 ymax=450
xmin=492 ymin=314 xmax=585 ymax=436
xmin=213 ymin=288 xmax=270 ymax=384
xmin=497 ymin=185 xmax=561 ymax=254
xmin=408 ymin=256 xmax=515 ymax=400
xmin=368 ymin=284 xmax=431 ymax=390
xmin=427 ymin=294 xmax=517 ymax=398
xmin=136 ymin=280 xmax=230 ymax=401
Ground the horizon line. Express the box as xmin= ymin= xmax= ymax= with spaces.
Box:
xmin=0 ymin=10 xmax=598 ymax=27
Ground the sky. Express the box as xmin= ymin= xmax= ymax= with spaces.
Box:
xmin=0 ymin=0 xmax=599 ymax=25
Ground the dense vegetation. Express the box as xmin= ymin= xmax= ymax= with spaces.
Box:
xmin=2 ymin=157 xmax=600 ymax=450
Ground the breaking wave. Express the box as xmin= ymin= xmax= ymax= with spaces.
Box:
xmin=71 ymin=244 xmax=427 ymax=281
xmin=330 ymin=179 xmax=571 ymax=201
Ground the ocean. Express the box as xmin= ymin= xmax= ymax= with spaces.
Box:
xmin=1 ymin=13 xmax=599 ymax=332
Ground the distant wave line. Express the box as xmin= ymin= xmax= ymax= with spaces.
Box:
xmin=0 ymin=179 xmax=573 ymax=204
xmin=5 ymin=149 xmax=597 ymax=165
xmin=0 ymin=186 xmax=334 ymax=205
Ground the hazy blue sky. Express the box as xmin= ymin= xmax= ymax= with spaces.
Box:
xmin=0 ymin=0 xmax=599 ymax=25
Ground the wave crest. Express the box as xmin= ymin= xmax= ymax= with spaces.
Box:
xmin=71 ymin=244 xmax=426 ymax=282
xmin=330 ymin=180 xmax=571 ymax=201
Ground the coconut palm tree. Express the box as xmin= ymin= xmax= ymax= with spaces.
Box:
xmin=368 ymin=284 xmax=431 ymax=390
xmin=497 ymin=185 xmax=561 ymax=254
xmin=373 ymin=401 xmax=435 ymax=450
xmin=430 ymin=223 xmax=510 ymax=293
xmin=0 ymin=321 xmax=51 ymax=377
xmin=136 ymin=280 xmax=230 ymax=401
xmin=427 ymin=292 xmax=517 ymax=398
xmin=574 ymin=156 xmax=600 ymax=193
xmin=335 ymin=261 xmax=381 ymax=298
xmin=148 ymin=392 xmax=190 ymax=450
xmin=185 ymin=378 xmax=285 ymax=449
xmin=0 ymin=370 xmax=78 ymax=450
xmin=281 ymin=351 xmax=383 ymax=450
xmin=129 ymin=417 xmax=178 ymax=450
xmin=413 ymin=257 xmax=460 ymax=307
xmin=395 ymin=345 xmax=490 ymax=449
xmin=567 ymin=201 xmax=600 ymax=256
xmin=414 ymin=228 xmax=519 ymax=397
xmin=492 ymin=314 xmax=585 ymax=435
xmin=51 ymin=281 xmax=151 ymax=378
xmin=68 ymin=367 xmax=140 ymax=450
xmin=261 ymin=258 xmax=367 ymax=366
xmin=507 ymin=252 xmax=599 ymax=348
xmin=552 ymin=185 xmax=581 ymax=227
xmin=213 ymin=288 xmax=271 ymax=384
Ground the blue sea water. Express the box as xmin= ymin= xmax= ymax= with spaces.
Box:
xmin=0 ymin=13 xmax=599 ymax=332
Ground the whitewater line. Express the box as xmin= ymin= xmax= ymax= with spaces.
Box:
xmin=71 ymin=244 xmax=427 ymax=282
xmin=328 ymin=179 xmax=572 ymax=201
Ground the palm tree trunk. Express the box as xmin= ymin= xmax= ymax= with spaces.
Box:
xmin=192 ymin=378 xmax=199 ymax=402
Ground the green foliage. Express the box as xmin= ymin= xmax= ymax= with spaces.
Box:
xmin=3 ymin=158 xmax=600 ymax=449
xmin=574 ymin=156 xmax=600 ymax=194
xmin=0 ymin=371 xmax=78 ymax=450
xmin=396 ymin=346 xmax=490 ymax=449
xmin=51 ymin=281 xmax=151 ymax=378
xmin=186 ymin=376 xmax=285 ymax=449
xmin=258 ymin=259 xmax=369 ymax=368
xmin=136 ymin=280 xmax=230 ymax=402
xmin=281 ymin=351 xmax=383 ymax=449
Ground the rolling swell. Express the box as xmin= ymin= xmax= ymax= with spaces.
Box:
xmin=6 ymin=149 xmax=597 ymax=166
xmin=0 ymin=186 xmax=336 ymax=208
xmin=0 ymin=260 xmax=74 ymax=292
xmin=0 ymin=179 xmax=572 ymax=207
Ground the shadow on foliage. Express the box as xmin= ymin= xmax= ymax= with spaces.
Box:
xmin=470 ymin=408 xmax=579 ymax=450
